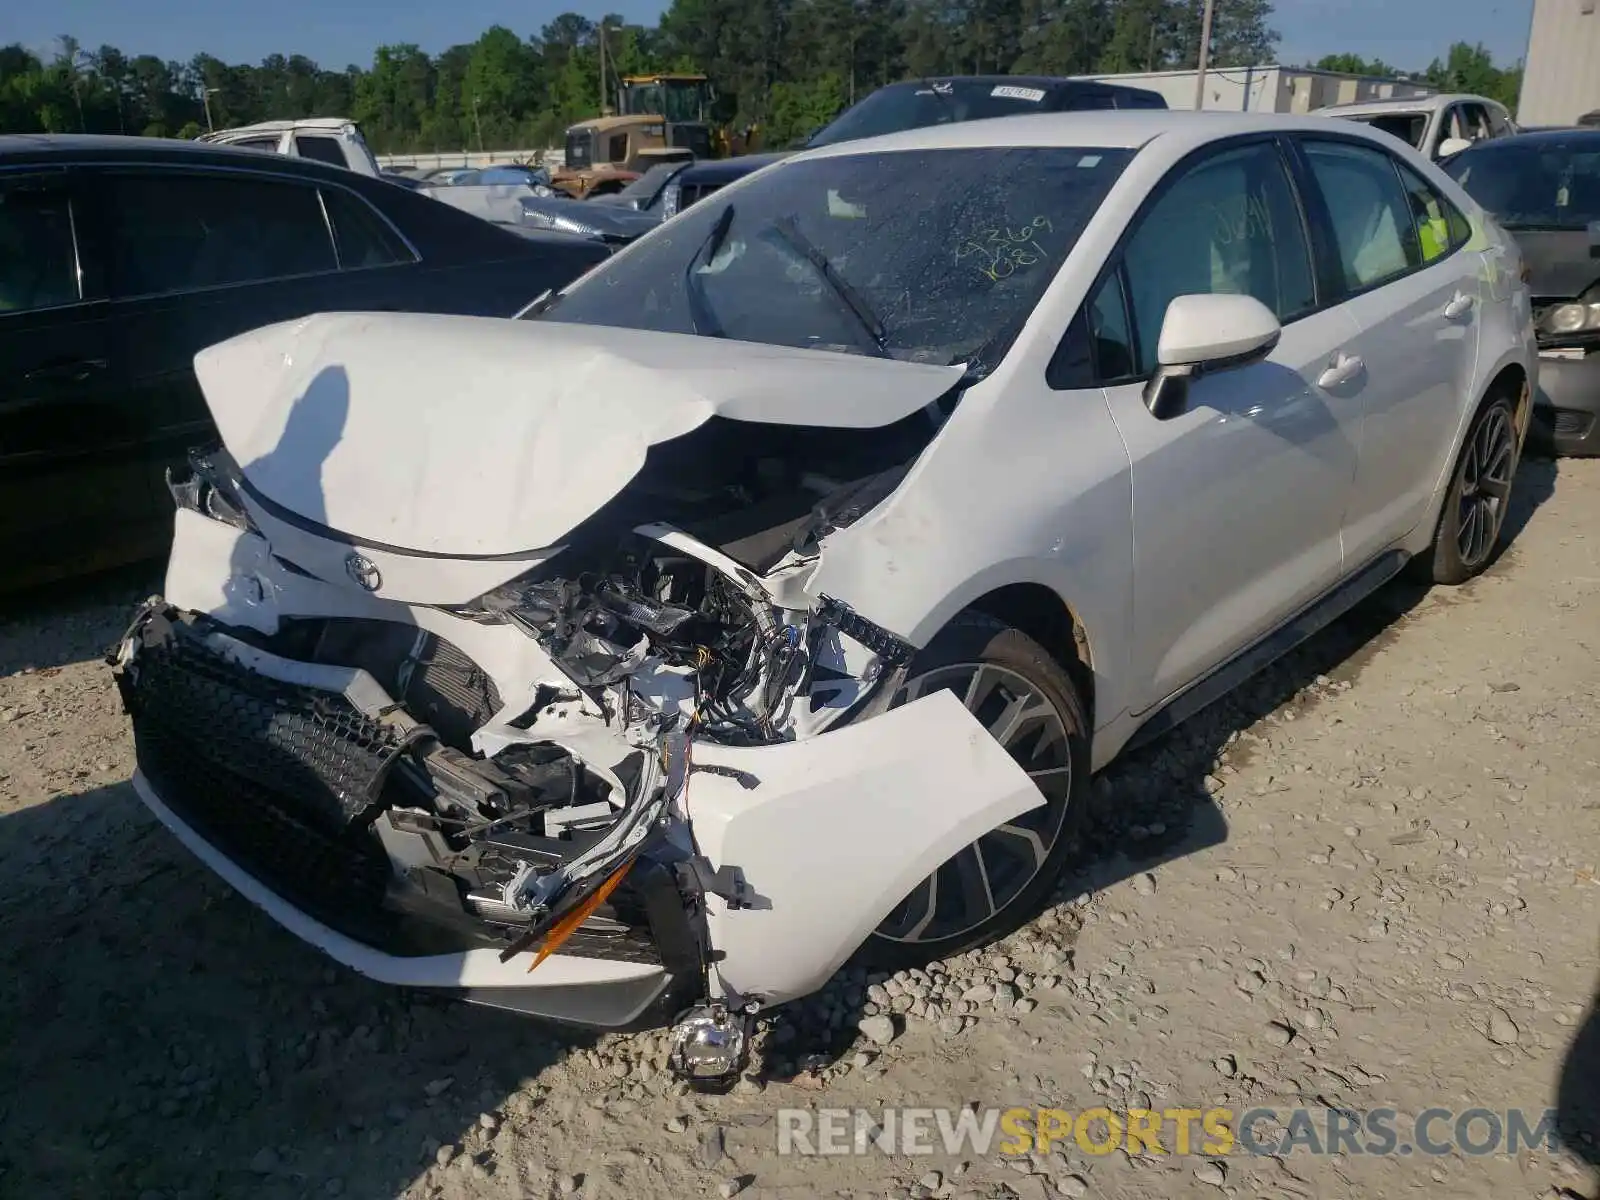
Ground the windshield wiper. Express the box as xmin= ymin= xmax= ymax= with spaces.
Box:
xmin=763 ymin=215 xmax=889 ymax=356
xmin=684 ymin=203 xmax=735 ymax=338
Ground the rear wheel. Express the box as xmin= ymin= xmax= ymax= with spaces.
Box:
xmin=1414 ymin=392 xmax=1520 ymax=585
xmin=860 ymin=613 xmax=1090 ymax=971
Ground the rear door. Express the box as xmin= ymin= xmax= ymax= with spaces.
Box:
xmin=0 ymin=167 xmax=159 ymax=584
xmin=81 ymin=165 xmax=364 ymax=491
xmin=1290 ymin=135 xmax=1482 ymax=560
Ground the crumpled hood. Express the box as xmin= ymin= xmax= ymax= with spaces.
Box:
xmin=192 ymin=311 xmax=963 ymax=558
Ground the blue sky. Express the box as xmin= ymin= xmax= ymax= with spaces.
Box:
xmin=15 ymin=0 xmax=1533 ymax=74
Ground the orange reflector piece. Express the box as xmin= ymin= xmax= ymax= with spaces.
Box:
xmin=526 ymin=860 xmax=634 ymax=973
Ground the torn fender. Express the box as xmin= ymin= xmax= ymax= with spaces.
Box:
xmin=684 ymin=687 xmax=1043 ymax=1005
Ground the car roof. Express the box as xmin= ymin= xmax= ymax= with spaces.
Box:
xmin=201 ymin=117 xmax=354 ymax=138
xmin=872 ymin=74 xmax=1155 ymax=93
xmin=1316 ymin=94 xmax=1487 ymax=117
xmin=0 ymin=132 xmax=371 ymax=183
xmin=792 ymin=109 xmax=1416 ymax=158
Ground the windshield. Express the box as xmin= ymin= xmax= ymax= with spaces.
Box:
xmin=614 ymin=162 xmax=685 ymax=206
xmin=536 ymin=146 xmax=1133 ymax=368
xmin=1346 ymin=112 xmax=1428 ymax=150
xmin=807 ymin=80 xmax=1056 ymax=149
xmin=1444 ymin=137 xmax=1600 ymax=229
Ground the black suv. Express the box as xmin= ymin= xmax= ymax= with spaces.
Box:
xmin=0 ymin=135 xmax=609 ymax=590
xmin=661 ymin=75 xmax=1168 ymax=217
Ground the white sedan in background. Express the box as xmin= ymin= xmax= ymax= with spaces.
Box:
xmin=114 ymin=111 xmax=1536 ymax=1082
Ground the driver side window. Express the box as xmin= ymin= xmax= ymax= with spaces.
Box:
xmin=1092 ymin=141 xmax=1315 ymax=380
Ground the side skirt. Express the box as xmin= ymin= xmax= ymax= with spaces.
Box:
xmin=1124 ymin=549 xmax=1409 ymax=754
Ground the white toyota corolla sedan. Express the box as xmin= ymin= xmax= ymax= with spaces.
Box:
xmin=113 ymin=111 xmax=1536 ymax=1081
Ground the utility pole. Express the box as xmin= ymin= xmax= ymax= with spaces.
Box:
xmin=598 ymin=22 xmax=609 ymax=116
xmin=1193 ymin=0 xmax=1217 ymax=110
xmin=202 ymin=86 xmax=219 ymax=132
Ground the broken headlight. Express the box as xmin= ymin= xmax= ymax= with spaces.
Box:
xmin=791 ymin=464 xmax=909 ymax=556
xmin=167 ymin=446 xmax=257 ymax=534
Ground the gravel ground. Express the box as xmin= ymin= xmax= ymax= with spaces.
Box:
xmin=1 ymin=457 xmax=1597 ymax=1200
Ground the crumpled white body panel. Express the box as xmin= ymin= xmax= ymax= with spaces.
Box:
xmin=192 ymin=312 xmax=962 ymax=557
xmin=153 ymin=506 xmax=1045 ymax=1011
xmin=685 ymin=688 xmax=1042 ymax=1003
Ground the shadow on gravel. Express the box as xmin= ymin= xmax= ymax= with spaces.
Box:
xmin=1557 ymin=966 xmax=1600 ymax=1185
xmin=0 ymin=562 xmax=162 ymax=677
xmin=0 ymin=781 xmax=597 ymax=1200
xmin=1499 ymin=451 xmax=1559 ymax=553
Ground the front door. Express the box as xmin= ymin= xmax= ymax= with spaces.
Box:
xmin=1085 ymin=138 xmax=1364 ymax=711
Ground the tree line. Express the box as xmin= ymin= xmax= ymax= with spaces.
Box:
xmin=0 ymin=1 xmax=1522 ymax=155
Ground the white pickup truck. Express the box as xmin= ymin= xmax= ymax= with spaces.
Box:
xmin=198 ymin=118 xmax=382 ymax=177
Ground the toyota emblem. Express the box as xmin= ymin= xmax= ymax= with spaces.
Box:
xmin=344 ymin=553 xmax=382 ymax=592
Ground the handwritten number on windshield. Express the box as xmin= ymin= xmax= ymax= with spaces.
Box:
xmin=954 ymin=217 xmax=1053 ymax=280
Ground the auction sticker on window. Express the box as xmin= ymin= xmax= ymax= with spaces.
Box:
xmin=992 ymin=85 xmax=1047 ymax=102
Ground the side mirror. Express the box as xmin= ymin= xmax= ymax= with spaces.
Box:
xmin=1144 ymin=293 xmax=1281 ymax=420
xmin=1437 ymin=137 xmax=1473 ymax=158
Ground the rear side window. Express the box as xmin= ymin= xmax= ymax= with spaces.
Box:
xmin=294 ymin=135 xmax=349 ymax=167
xmin=230 ymin=136 xmax=282 ymax=153
xmin=104 ymin=171 xmax=336 ymax=298
xmin=1062 ymin=90 xmax=1120 ymax=111
xmin=1114 ymin=90 xmax=1166 ymax=110
xmin=1394 ymin=162 xmax=1471 ymax=258
xmin=1301 ymin=139 xmax=1416 ymax=290
xmin=321 ymin=188 xmax=415 ymax=268
xmin=0 ymin=176 xmax=80 ymax=314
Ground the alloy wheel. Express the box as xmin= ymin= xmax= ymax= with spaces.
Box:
xmin=873 ymin=662 xmax=1074 ymax=946
xmin=1456 ymin=403 xmax=1516 ymax=570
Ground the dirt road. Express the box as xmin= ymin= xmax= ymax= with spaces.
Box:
xmin=2 ymin=458 xmax=1596 ymax=1200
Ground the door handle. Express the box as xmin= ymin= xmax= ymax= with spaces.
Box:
xmin=1444 ymin=291 xmax=1475 ymax=319
xmin=24 ymin=358 xmax=108 ymax=385
xmin=1317 ymin=352 xmax=1364 ymax=389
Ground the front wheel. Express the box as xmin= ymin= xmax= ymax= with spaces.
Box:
xmin=859 ymin=612 xmax=1090 ymax=971
xmin=1415 ymin=392 xmax=1521 ymax=585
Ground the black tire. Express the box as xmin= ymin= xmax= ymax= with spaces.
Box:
xmin=858 ymin=612 xmax=1090 ymax=972
xmin=1411 ymin=392 xmax=1521 ymax=585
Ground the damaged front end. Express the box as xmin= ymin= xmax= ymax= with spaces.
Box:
xmin=112 ymin=314 xmax=1043 ymax=1085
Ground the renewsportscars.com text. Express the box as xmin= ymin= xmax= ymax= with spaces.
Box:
xmin=775 ymin=1105 xmax=1562 ymax=1158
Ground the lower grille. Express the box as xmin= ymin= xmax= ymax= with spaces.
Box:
xmin=121 ymin=609 xmax=663 ymax=965
xmin=125 ymin=615 xmax=409 ymax=946
xmin=130 ymin=620 xmax=405 ymax=832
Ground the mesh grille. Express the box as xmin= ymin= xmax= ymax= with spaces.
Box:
xmin=131 ymin=627 xmax=404 ymax=832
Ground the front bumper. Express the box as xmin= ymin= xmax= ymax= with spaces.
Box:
xmin=119 ymin=508 xmax=1047 ymax=1024
xmin=113 ymin=604 xmax=704 ymax=1029
xmin=132 ymin=771 xmax=674 ymax=1026
xmin=1532 ymin=347 xmax=1600 ymax=456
